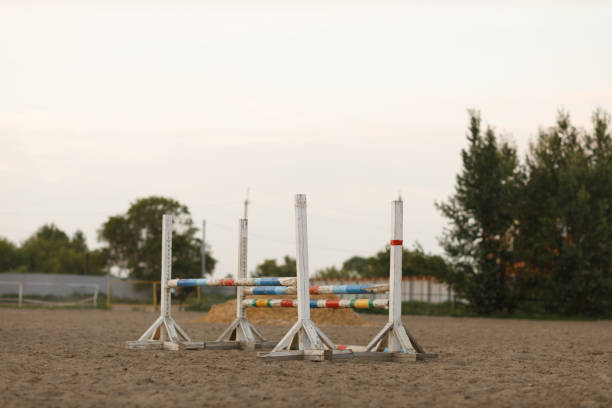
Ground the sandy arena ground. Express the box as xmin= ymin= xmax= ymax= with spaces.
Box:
xmin=1 ymin=308 xmax=611 ymax=407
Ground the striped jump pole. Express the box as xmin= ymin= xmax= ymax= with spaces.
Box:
xmin=261 ymin=194 xmax=351 ymax=361
xmin=167 ymin=277 xmax=296 ymax=288
xmin=244 ymin=283 xmax=389 ymax=296
xmin=362 ymin=199 xmax=434 ymax=359
xmin=127 ymin=215 xmax=195 ymax=351
xmin=243 ymin=298 xmax=389 ymax=309
xmin=214 ymin=219 xmax=270 ymax=349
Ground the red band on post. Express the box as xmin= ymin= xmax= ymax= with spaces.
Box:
xmin=390 ymin=240 xmax=403 ymax=246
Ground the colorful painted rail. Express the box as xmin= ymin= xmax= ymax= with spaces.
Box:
xmin=243 ymin=283 xmax=389 ymax=296
xmin=167 ymin=277 xmax=296 ymax=288
xmin=242 ymin=298 xmax=389 ymax=309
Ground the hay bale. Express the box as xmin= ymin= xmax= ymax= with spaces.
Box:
xmin=194 ymin=296 xmax=373 ymax=326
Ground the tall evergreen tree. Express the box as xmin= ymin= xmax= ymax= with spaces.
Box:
xmin=436 ymin=111 xmax=523 ymax=313
xmin=519 ymin=110 xmax=612 ymax=314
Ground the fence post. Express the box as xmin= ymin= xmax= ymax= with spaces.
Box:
xmin=93 ymin=284 xmax=99 ymax=307
xmin=153 ymin=281 xmax=158 ymax=311
xmin=409 ymin=278 xmax=413 ymax=302
xmin=106 ymin=279 xmax=111 ymax=309
xmin=18 ymin=282 xmax=23 ymax=308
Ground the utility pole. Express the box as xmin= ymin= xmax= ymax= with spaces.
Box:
xmin=243 ymin=188 xmax=250 ymax=219
xmin=201 ymin=220 xmax=206 ymax=278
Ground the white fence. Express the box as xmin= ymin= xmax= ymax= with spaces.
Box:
xmin=0 ymin=273 xmax=149 ymax=305
xmin=0 ymin=273 xmax=454 ymax=307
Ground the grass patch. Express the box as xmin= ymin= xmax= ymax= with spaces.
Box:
xmin=402 ymin=301 xmax=466 ymax=316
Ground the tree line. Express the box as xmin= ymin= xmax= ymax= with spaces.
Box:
xmin=252 ymin=245 xmax=448 ymax=280
xmin=0 ymin=197 xmax=217 ymax=279
xmin=0 ymin=194 xmax=447 ymax=281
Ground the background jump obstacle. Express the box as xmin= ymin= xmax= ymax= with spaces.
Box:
xmin=212 ymin=219 xmax=275 ymax=350
xmin=167 ymin=277 xmax=296 ymax=288
xmin=244 ymin=283 xmax=389 ymax=295
xmin=243 ymin=298 xmax=389 ymax=309
xmin=126 ymin=215 xmax=202 ymax=351
xmin=356 ymin=200 xmax=437 ymax=362
xmin=260 ymin=195 xmax=353 ymax=361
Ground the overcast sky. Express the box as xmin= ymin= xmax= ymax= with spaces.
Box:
xmin=1 ymin=2 xmax=611 ymax=278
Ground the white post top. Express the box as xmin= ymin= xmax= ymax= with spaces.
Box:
xmin=295 ymin=194 xmax=307 ymax=207
xmin=391 ymin=200 xmax=403 ymax=241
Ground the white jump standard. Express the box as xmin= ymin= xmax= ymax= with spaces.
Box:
xmin=356 ymin=200 xmax=437 ymax=361
xmin=212 ymin=219 xmax=275 ymax=350
xmin=260 ymin=194 xmax=352 ymax=361
xmin=126 ymin=215 xmax=200 ymax=350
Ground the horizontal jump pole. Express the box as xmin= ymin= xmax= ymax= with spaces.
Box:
xmin=243 ymin=298 xmax=389 ymax=310
xmin=167 ymin=277 xmax=297 ymax=288
xmin=244 ymin=283 xmax=389 ymax=296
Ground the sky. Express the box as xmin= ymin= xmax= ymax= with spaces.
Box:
xmin=1 ymin=2 xmax=611 ymax=278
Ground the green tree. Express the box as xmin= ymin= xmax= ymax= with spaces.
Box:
xmin=403 ymin=244 xmax=450 ymax=280
xmin=518 ymin=110 xmax=612 ymax=314
xmin=253 ymin=256 xmax=296 ymax=277
xmin=436 ymin=111 xmax=523 ymax=313
xmin=0 ymin=237 xmax=21 ymax=271
xmin=313 ymin=246 xmax=449 ymax=279
xmin=99 ymin=196 xmax=215 ymax=280
xmin=18 ymin=225 xmax=98 ymax=274
xmin=315 ymin=266 xmax=357 ymax=278
xmin=348 ymin=246 xmax=449 ymax=279
xmin=341 ymin=256 xmax=370 ymax=276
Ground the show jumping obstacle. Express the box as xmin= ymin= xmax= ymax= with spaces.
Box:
xmin=258 ymin=196 xmax=436 ymax=361
xmin=127 ymin=194 xmax=436 ymax=361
